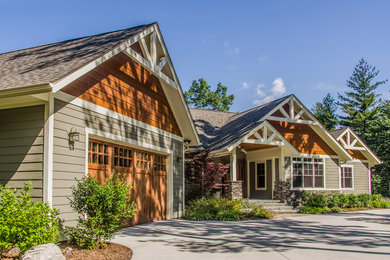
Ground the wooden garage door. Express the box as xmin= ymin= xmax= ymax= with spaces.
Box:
xmin=88 ymin=139 xmax=167 ymax=225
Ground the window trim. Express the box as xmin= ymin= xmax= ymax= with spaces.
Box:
xmin=255 ymin=161 xmax=267 ymax=191
xmin=290 ymin=156 xmax=326 ymax=190
xmin=340 ymin=165 xmax=354 ymax=190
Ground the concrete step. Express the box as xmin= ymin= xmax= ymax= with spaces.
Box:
xmin=267 ymin=209 xmax=300 ymax=214
xmin=262 ymin=205 xmax=296 ymax=210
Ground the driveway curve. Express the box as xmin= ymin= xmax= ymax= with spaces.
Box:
xmin=114 ymin=209 xmax=390 ymax=260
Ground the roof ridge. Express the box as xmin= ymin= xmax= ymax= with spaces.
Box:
xmin=189 ymin=108 xmax=238 ymax=114
xmin=0 ymin=23 xmax=155 ymax=56
xmin=234 ymin=94 xmax=293 ymax=116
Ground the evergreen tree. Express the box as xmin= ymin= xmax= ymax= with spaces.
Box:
xmin=184 ymin=78 xmax=234 ymax=111
xmin=371 ymin=101 xmax=390 ymax=196
xmin=338 ymin=58 xmax=387 ymax=139
xmin=312 ymin=93 xmax=338 ymax=130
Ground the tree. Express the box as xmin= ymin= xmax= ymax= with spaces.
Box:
xmin=184 ymin=78 xmax=234 ymax=111
xmin=370 ymin=101 xmax=390 ymax=197
xmin=338 ymin=58 xmax=387 ymax=139
xmin=311 ymin=93 xmax=338 ymax=130
xmin=185 ymin=152 xmax=230 ymax=201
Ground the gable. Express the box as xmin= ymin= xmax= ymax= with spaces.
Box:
xmin=61 ymin=52 xmax=182 ymax=136
xmin=269 ymin=120 xmax=337 ymax=155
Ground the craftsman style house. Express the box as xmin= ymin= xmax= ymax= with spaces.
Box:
xmin=0 ymin=23 xmax=200 ymax=225
xmin=190 ymin=95 xmax=381 ymax=200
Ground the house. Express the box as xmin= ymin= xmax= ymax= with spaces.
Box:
xmin=0 ymin=23 xmax=200 ymax=225
xmin=189 ymin=95 xmax=381 ymax=201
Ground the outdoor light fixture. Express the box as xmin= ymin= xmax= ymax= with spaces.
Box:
xmin=68 ymin=128 xmax=80 ymax=142
xmin=184 ymin=139 xmax=191 ymax=145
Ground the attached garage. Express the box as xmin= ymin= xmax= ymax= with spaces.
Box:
xmin=88 ymin=139 xmax=167 ymax=225
xmin=0 ymin=23 xmax=200 ymax=226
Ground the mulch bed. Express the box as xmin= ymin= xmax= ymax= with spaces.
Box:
xmin=60 ymin=242 xmax=133 ymax=260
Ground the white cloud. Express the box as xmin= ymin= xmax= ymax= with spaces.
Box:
xmin=257 ymin=55 xmax=267 ymax=62
xmin=242 ymin=82 xmax=249 ymax=89
xmin=252 ymin=77 xmax=287 ymax=105
xmin=223 ymin=41 xmax=240 ymax=55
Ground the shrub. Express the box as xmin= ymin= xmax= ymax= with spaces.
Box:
xmin=0 ymin=183 xmax=60 ymax=255
xmin=303 ymin=193 xmax=329 ymax=208
xmin=184 ymin=197 xmax=273 ymax=221
xmin=65 ymin=174 xmax=137 ymax=249
xmin=300 ymin=206 xmax=327 ymax=214
xmin=217 ymin=210 xmax=240 ymax=221
xmin=357 ymin=194 xmax=370 ymax=207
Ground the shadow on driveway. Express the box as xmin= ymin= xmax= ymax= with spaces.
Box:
xmin=115 ymin=209 xmax=390 ymax=258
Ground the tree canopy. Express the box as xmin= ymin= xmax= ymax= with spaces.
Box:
xmin=184 ymin=78 xmax=234 ymax=111
xmin=311 ymin=93 xmax=338 ymax=130
xmin=338 ymin=58 xmax=387 ymax=138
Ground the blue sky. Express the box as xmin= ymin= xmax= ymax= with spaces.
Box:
xmin=1 ymin=0 xmax=389 ymax=112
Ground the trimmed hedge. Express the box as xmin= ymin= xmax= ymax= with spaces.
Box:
xmin=185 ymin=197 xmax=273 ymax=221
xmin=300 ymin=193 xmax=390 ymax=214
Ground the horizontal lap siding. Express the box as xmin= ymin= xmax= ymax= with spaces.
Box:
xmin=0 ymin=105 xmax=44 ymax=201
xmin=325 ymin=158 xmax=340 ymax=189
xmin=342 ymin=161 xmax=370 ymax=194
xmin=53 ymin=99 xmax=184 ymax=224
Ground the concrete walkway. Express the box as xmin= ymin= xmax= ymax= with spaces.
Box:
xmin=114 ymin=209 xmax=390 ymax=260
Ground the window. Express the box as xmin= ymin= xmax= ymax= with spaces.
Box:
xmin=340 ymin=166 xmax=353 ymax=188
xmin=135 ymin=151 xmax=152 ymax=170
xmin=154 ymin=154 xmax=167 ymax=173
xmin=88 ymin=141 xmax=109 ymax=165
xmin=256 ymin=163 xmax=266 ymax=189
xmin=292 ymin=157 xmax=324 ymax=188
xmin=113 ymin=146 xmax=132 ymax=168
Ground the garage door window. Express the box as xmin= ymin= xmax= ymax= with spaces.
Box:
xmin=114 ymin=146 xmax=133 ymax=167
xmin=89 ymin=141 xmax=109 ymax=165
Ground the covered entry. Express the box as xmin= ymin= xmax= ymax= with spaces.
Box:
xmin=88 ymin=139 xmax=167 ymax=225
xmin=249 ymin=160 xmax=273 ymax=199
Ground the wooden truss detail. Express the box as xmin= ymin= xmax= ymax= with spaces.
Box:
xmin=242 ymin=122 xmax=285 ymax=146
xmin=338 ymin=129 xmax=365 ymax=150
xmin=268 ymin=97 xmax=316 ymax=125
xmin=123 ymin=29 xmax=176 ymax=89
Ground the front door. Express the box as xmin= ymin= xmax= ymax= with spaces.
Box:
xmin=249 ymin=160 xmax=273 ymax=199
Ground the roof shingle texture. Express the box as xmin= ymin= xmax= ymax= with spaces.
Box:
xmin=189 ymin=95 xmax=291 ymax=152
xmin=0 ymin=23 xmax=153 ymax=90
xmin=330 ymin=127 xmax=348 ymax=139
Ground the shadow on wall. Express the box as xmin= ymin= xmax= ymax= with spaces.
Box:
xmin=0 ymin=105 xmax=45 ymax=201
xmin=116 ymin=211 xmax=390 ymax=255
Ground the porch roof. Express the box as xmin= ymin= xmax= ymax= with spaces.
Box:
xmin=190 ymin=95 xmax=291 ymax=153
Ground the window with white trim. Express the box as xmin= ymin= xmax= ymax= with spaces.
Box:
xmin=292 ymin=157 xmax=324 ymax=188
xmin=340 ymin=166 xmax=353 ymax=188
xmin=256 ymin=163 xmax=266 ymax=189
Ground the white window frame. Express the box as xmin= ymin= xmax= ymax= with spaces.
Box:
xmin=340 ymin=165 xmax=354 ymax=190
xmin=255 ymin=161 xmax=267 ymax=191
xmin=291 ymin=156 xmax=326 ymax=190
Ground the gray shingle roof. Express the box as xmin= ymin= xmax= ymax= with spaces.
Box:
xmin=0 ymin=23 xmax=154 ymax=90
xmin=190 ymin=95 xmax=291 ymax=152
xmin=330 ymin=127 xmax=348 ymax=139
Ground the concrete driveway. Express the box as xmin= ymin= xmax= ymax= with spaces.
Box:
xmin=114 ymin=209 xmax=390 ymax=260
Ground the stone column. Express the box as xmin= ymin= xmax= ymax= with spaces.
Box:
xmin=225 ymin=180 xmax=243 ymax=200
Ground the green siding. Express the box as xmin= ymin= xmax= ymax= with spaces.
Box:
xmin=0 ymin=105 xmax=44 ymax=201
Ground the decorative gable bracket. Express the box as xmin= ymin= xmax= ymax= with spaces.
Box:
xmin=337 ymin=128 xmax=366 ymax=151
xmin=123 ymin=28 xmax=177 ymax=89
xmin=267 ymin=96 xmax=316 ymax=125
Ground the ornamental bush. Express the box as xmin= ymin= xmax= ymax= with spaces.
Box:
xmin=0 ymin=182 xmax=60 ymax=255
xmin=184 ymin=197 xmax=273 ymax=221
xmin=300 ymin=192 xmax=389 ymax=214
xmin=65 ymin=174 xmax=137 ymax=249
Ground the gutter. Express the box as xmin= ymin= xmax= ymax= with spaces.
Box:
xmin=0 ymin=83 xmax=52 ymax=98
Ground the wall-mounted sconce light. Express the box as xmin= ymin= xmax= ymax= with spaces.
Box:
xmin=184 ymin=139 xmax=191 ymax=146
xmin=68 ymin=128 xmax=80 ymax=150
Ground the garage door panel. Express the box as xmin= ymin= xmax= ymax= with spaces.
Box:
xmin=88 ymin=138 xmax=168 ymax=226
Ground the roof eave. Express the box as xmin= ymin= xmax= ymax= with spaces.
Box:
xmin=0 ymin=83 xmax=52 ymax=98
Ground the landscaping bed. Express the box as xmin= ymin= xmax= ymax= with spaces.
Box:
xmin=299 ymin=193 xmax=390 ymax=214
xmin=185 ymin=197 xmax=274 ymax=221
xmin=61 ymin=242 xmax=132 ymax=260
